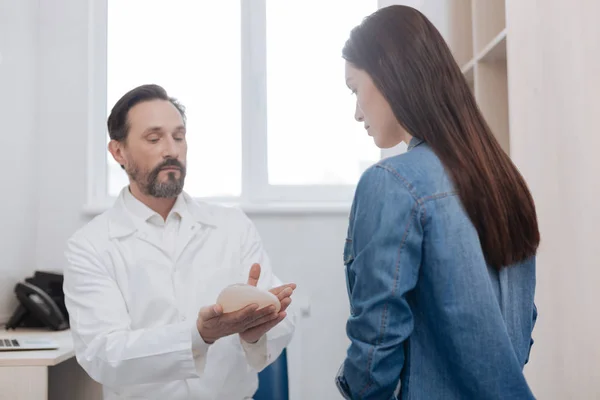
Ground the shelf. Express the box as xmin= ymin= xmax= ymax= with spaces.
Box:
xmin=461 ymin=59 xmax=475 ymax=93
xmin=461 ymin=58 xmax=475 ymax=75
xmin=476 ymin=59 xmax=510 ymax=154
xmin=473 ymin=0 xmax=506 ymax=54
xmin=477 ymin=29 xmax=507 ymax=63
xmin=446 ymin=0 xmax=474 ymax=67
xmin=435 ymin=0 xmax=510 ymax=156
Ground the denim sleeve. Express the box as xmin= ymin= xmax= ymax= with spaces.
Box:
xmin=336 ymin=165 xmax=423 ymax=400
xmin=525 ymin=303 xmax=537 ymax=364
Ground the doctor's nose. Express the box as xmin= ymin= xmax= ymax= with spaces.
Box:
xmin=161 ymin=137 xmax=179 ymax=159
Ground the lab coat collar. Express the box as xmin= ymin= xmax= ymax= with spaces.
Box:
xmin=181 ymin=191 xmax=218 ymax=227
xmin=108 ymin=187 xmax=218 ymax=239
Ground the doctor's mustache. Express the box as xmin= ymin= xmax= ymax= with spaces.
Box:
xmin=149 ymin=158 xmax=187 ymax=179
xmin=146 ymin=158 xmax=186 ymax=185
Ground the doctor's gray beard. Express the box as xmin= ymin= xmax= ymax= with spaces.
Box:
xmin=127 ymin=159 xmax=186 ymax=198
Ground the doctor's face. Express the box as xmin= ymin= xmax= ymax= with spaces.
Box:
xmin=110 ymin=99 xmax=187 ymax=198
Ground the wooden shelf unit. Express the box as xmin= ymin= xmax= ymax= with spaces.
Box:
xmin=449 ymin=0 xmax=510 ymax=154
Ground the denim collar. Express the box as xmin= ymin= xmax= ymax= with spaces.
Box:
xmin=407 ymin=137 xmax=424 ymax=151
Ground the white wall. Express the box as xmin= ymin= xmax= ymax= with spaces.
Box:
xmin=35 ymin=0 xmax=94 ymax=272
xmin=253 ymin=216 xmax=351 ymax=399
xmin=0 ymin=0 xmax=40 ymax=322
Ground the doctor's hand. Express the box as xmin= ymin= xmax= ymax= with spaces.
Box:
xmin=196 ymin=302 xmax=279 ymax=345
xmin=239 ymin=263 xmax=296 ymax=344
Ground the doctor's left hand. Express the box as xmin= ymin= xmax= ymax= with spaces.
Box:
xmin=239 ymin=263 xmax=295 ymax=344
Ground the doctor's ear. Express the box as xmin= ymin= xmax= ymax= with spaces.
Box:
xmin=108 ymin=140 xmax=127 ymax=170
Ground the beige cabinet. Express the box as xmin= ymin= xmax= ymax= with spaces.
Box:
xmin=444 ymin=0 xmax=510 ymax=154
xmin=431 ymin=0 xmax=600 ymax=398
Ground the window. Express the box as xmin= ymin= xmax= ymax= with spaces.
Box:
xmin=265 ymin=1 xmax=380 ymax=187
xmin=106 ymin=1 xmax=242 ymax=199
xmin=94 ymin=0 xmax=381 ymax=209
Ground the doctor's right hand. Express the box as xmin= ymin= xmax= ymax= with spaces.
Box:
xmin=196 ymin=303 xmax=278 ymax=344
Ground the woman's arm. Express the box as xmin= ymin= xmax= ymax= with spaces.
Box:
xmin=336 ymin=164 xmax=424 ymax=400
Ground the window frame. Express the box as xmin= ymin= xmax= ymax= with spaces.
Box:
xmin=85 ymin=0 xmax=393 ymax=215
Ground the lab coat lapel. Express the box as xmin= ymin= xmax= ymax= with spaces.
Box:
xmin=174 ymin=193 xmax=218 ymax=262
xmin=108 ymin=192 xmax=137 ymax=239
xmin=108 ymin=190 xmax=167 ymax=254
xmin=134 ymin=229 xmax=166 ymax=253
xmin=174 ymin=217 xmax=203 ymax=262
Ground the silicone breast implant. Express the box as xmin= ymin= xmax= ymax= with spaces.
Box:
xmin=216 ymin=283 xmax=281 ymax=313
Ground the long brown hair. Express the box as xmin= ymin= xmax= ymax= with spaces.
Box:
xmin=343 ymin=5 xmax=539 ymax=269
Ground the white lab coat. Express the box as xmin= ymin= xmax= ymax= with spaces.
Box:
xmin=63 ymin=189 xmax=295 ymax=400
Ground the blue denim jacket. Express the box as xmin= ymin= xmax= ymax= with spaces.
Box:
xmin=336 ymin=138 xmax=537 ymax=400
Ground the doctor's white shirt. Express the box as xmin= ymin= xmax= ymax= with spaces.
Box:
xmin=63 ymin=188 xmax=296 ymax=400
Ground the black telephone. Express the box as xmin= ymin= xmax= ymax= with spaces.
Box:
xmin=5 ymin=271 xmax=69 ymax=331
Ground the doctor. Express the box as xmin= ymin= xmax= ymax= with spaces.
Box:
xmin=63 ymin=84 xmax=296 ymax=400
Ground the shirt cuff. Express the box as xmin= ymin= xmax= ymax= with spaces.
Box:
xmin=335 ymin=363 xmax=400 ymax=400
xmin=335 ymin=364 xmax=353 ymax=400
xmin=239 ymin=334 xmax=269 ymax=371
xmin=191 ymin=323 xmax=211 ymax=374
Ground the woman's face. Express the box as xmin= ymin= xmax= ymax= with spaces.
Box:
xmin=344 ymin=61 xmax=410 ymax=148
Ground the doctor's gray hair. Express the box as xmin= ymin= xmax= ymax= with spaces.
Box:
xmin=107 ymin=84 xmax=186 ymax=142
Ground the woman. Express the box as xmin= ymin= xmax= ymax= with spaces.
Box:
xmin=336 ymin=5 xmax=539 ymax=400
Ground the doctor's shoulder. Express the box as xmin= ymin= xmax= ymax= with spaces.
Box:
xmin=64 ymin=210 xmax=113 ymax=260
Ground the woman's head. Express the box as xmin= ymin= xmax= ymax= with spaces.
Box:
xmin=344 ymin=62 xmax=410 ymax=148
xmin=343 ymin=5 xmax=472 ymax=149
xmin=343 ymin=6 xmax=539 ymax=269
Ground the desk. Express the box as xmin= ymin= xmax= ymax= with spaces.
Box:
xmin=0 ymin=329 xmax=102 ymax=400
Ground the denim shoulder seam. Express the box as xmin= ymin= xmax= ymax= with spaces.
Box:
xmin=375 ymin=163 xmax=421 ymax=204
xmin=376 ymin=163 xmax=457 ymax=203
xmin=375 ymin=163 xmax=459 ymax=225
xmin=420 ymin=192 xmax=458 ymax=202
